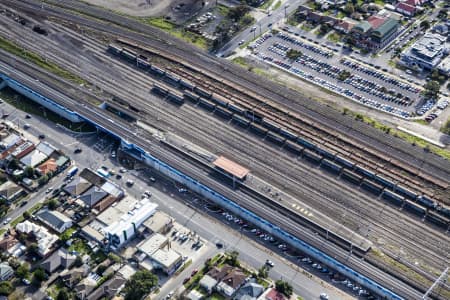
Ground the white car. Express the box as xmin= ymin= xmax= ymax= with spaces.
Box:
xmin=3 ymin=217 xmax=11 ymax=225
xmin=320 ymin=293 xmax=329 ymax=300
xmin=265 ymin=259 xmax=274 ymax=267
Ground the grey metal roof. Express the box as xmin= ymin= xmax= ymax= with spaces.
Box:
xmin=79 ymin=185 xmax=108 ymax=207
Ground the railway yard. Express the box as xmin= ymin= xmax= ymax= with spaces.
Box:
xmin=0 ymin=0 xmax=449 ymax=299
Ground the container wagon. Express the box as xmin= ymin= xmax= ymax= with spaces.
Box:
xmin=180 ymin=79 xmax=195 ymax=91
xmin=183 ymin=91 xmax=199 ymax=103
xmin=108 ymin=44 xmax=122 ymax=55
xmin=266 ymin=132 xmax=286 ymax=146
xmin=284 ymin=140 xmax=304 ymax=155
xmin=382 ymin=190 xmax=405 ymax=207
xmin=198 ymin=98 xmax=216 ymax=111
xmin=335 ymin=155 xmax=355 ymax=169
xmin=394 ymin=185 xmax=417 ymax=200
xmin=297 ymin=137 xmax=316 ymax=150
xmin=316 ymin=147 xmax=336 ymax=160
xmin=354 ymin=165 xmax=375 ymax=179
xmin=426 ymin=211 xmax=448 ymax=229
xmin=417 ymin=195 xmax=437 ymax=209
xmin=214 ymin=107 xmax=233 ymax=119
xmin=373 ymin=174 xmax=396 ymax=189
xmin=149 ymin=65 xmax=165 ymax=76
xmin=361 ymin=179 xmax=384 ymax=195
xmin=151 ymin=84 xmax=168 ymax=97
xmin=249 ymin=123 xmax=268 ymax=136
xmin=228 ymin=103 xmax=246 ymax=115
xmin=320 ymin=159 xmax=342 ymax=173
xmin=302 ymin=149 xmax=322 ymax=164
xmin=136 ymin=58 xmax=151 ymax=70
xmin=232 ymin=115 xmax=250 ymax=127
xmin=279 ymin=128 xmax=297 ymax=141
xmin=194 ymin=86 xmax=212 ymax=99
xmin=436 ymin=206 xmax=450 ymax=219
xmin=167 ymin=91 xmax=184 ymax=105
xmin=341 ymin=169 xmax=362 ymax=184
xmin=164 ymin=72 xmax=181 ymax=86
xmin=211 ymin=93 xmax=229 ymax=108
xmin=261 ymin=118 xmax=281 ymax=133
xmin=403 ymin=200 xmax=426 ymax=217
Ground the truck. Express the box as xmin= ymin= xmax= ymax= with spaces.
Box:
xmin=66 ymin=166 xmax=78 ymax=178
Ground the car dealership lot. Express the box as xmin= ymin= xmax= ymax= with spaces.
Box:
xmin=250 ymin=32 xmax=426 ymax=119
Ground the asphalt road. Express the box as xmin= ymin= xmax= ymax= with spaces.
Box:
xmin=217 ymin=0 xmax=306 ymax=57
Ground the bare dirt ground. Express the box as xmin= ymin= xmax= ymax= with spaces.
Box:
xmin=81 ymin=0 xmax=192 ymax=17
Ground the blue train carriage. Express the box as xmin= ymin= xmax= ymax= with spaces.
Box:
xmin=228 ymin=102 xmax=246 ymax=115
xmin=402 ymin=200 xmax=426 ymax=217
xmin=302 ymin=148 xmax=323 ymax=164
xmin=149 ymin=65 xmax=166 ymax=76
xmin=193 ymin=86 xmax=212 ymax=99
xmin=416 ymin=195 xmax=437 ymax=210
xmin=108 ymin=43 xmax=122 ymax=55
xmin=393 ymin=184 xmax=417 ymax=200
xmin=136 ymin=57 xmax=151 ymax=70
xmin=381 ymin=190 xmax=405 ymax=207
xmin=232 ymin=114 xmax=251 ymax=128
xmin=163 ymin=71 xmax=181 ymax=86
xmin=361 ymin=179 xmax=384 ymax=195
xmin=214 ymin=106 xmax=233 ymax=119
xmin=261 ymin=117 xmax=281 ymax=133
xmin=341 ymin=169 xmax=363 ymax=185
xmin=320 ymin=158 xmax=342 ymax=174
xmin=334 ymin=155 xmax=355 ymax=169
xmin=183 ymin=91 xmax=200 ymax=103
xmin=121 ymin=48 xmax=137 ymax=62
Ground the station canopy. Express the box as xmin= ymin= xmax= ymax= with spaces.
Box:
xmin=213 ymin=156 xmax=250 ymax=180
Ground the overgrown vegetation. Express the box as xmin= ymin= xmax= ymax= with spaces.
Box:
xmin=0 ymin=36 xmax=86 ymax=85
xmin=441 ymin=118 xmax=450 ymax=135
xmin=286 ymin=49 xmax=302 ymax=61
xmin=123 ymin=270 xmax=158 ymax=300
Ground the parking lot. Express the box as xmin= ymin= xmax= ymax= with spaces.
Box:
xmin=250 ymin=32 xmax=426 ymax=119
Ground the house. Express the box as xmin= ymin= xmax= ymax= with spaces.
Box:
xmin=86 ymin=274 xmax=126 ymax=300
xmin=74 ymin=276 xmax=98 ymax=300
xmin=265 ymin=288 xmax=288 ymax=300
xmin=0 ymin=262 xmax=13 ymax=281
xmin=0 ymin=235 xmax=18 ymax=252
xmin=36 ymin=142 xmax=57 ymax=157
xmin=64 ymin=176 xmax=92 ymax=196
xmin=233 ymin=282 xmax=264 ymax=300
xmin=0 ymin=133 xmax=20 ymax=151
xmin=16 ymin=220 xmax=59 ymax=257
xmin=206 ymin=265 xmax=234 ymax=282
xmin=41 ymin=248 xmax=76 ymax=273
xmin=59 ymin=264 xmax=90 ymax=288
xmin=186 ymin=290 xmax=204 ymax=300
xmin=396 ymin=2 xmax=416 ymax=16
xmin=334 ymin=20 xmax=356 ymax=34
xmin=350 ymin=16 xmax=400 ymax=50
xmin=0 ymin=180 xmax=25 ymax=202
xmin=37 ymin=158 xmax=58 ymax=176
xmin=79 ymin=185 xmax=108 ymax=207
xmin=20 ymin=149 xmax=48 ymax=168
xmin=199 ymin=275 xmax=218 ymax=294
xmin=216 ymin=268 xmax=247 ymax=297
xmin=36 ymin=209 xmax=73 ymax=233
xmin=10 ymin=141 xmax=34 ymax=159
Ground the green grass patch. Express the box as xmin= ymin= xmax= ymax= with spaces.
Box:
xmin=0 ymin=228 xmax=6 ymax=236
xmin=11 ymin=215 xmax=25 ymax=227
xmin=414 ymin=119 xmax=429 ymax=125
xmin=273 ymin=1 xmax=282 ymax=10
xmin=232 ymin=56 xmax=249 ymax=67
xmin=260 ymin=0 xmax=275 ymax=10
xmin=374 ymin=0 xmax=385 ymax=5
xmin=300 ymin=23 xmax=314 ymax=31
xmin=0 ymin=36 xmax=86 ymax=85
xmin=136 ymin=17 xmax=175 ymax=31
xmin=327 ymin=32 xmax=341 ymax=43
xmin=216 ymin=4 xmax=230 ymax=16
xmin=441 ymin=118 xmax=450 ymax=135
xmin=68 ymin=239 xmax=90 ymax=255
xmin=209 ymin=292 xmax=226 ymax=300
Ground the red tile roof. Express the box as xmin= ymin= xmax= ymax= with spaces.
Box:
xmin=37 ymin=158 xmax=58 ymax=175
xmin=335 ymin=20 xmax=355 ymax=32
xmin=396 ymin=2 xmax=416 ymax=13
xmin=266 ymin=288 xmax=288 ymax=300
xmin=367 ymin=16 xmax=387 ymax=29
xmin=405 ymin=0 xmax=421 ymax=6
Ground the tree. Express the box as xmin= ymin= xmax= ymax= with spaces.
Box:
xmin=0 ymin=281 xmax=13 ymax=296
xmin=32 ymin=267 xmax=47 ymax=285
xmin=37 ymin=174 xmax=49 ymax=186
xmin=23 ymin=211 xmax=31 ymax=220
xmin=344 ymin=3 xmax=355 ymax=15
xmin=286 ymin=49 xmax=302 ymax=61
xmin=56 ymin=289 xmax=70 ymax=300
xmin=422 ymin=80 xmax=440 ymax=99
xmin=258 ymin=266 xmax=268 ymax=279
xmin=123 ymin=270 xmax=158 ymax=300
xmin=74 ymin=256 xmax=83 ymax=268
xmin=438 ymin=8 xmax=448 ymax=19
xmin=27 ymin=242 xmax=39 ymax=256
xmin=24 ymin=166 xmax=34 ymax=178
xmin=108 ymin=252 xmax=122 ymax=264
xmin=227 ymin=5 xmax=251 ymax=21
xmin=420 ymin=20 xmax=430 ymax=29
xmin=319 ymin=23 xmax=330 ymax=35
xmin=48 ymin=199 xmax=58 ymax=210
xmin=96 ymin=264 xmax=107 ymax=276
xmin=226 ymin=251 xmax=240 ymax=267
xmin=275 ymin=280 xmax=293 ymax=297
xmin=16 ymin=263 xmax=30 ymax=279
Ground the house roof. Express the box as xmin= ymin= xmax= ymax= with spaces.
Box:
xmin=404 ymin=0 xmax=421 ymax=6
xmin=372 ymin=17 xmax=399 ymax=37
xmin=199 ymin=274 xmax=218 ymax=290
xmin=335 ymin=20 xmax=355 ymax=32
xmin=235 ymin=282 xmax=265 ymax=299
xmin=11 ymin=141 xmax=35 ymax=159
xmin=367 ymin=16 xmax=387 ymax=29
xmin=207 ymin=265 xmax=233 ymax=281
xmin=87 ymin=274 xmax=126 ymax=300
xmin=0 ymin=235 xmax=18 ymax=251
xmin=20 ymin=150 xmax=48 ymax=167
xmin=64 ymin=177 xmax=92 ymax=196
xmin=80 ymin=185 xmax=108 ymax=207
xmin=0 ymin=180 xmax=24 ymax=201
xmin=41 ymin=248 xmax=76 ymax=273
xmin=37 ymin=158 xmax=58 ymax=175
xmin=265 ymin=288 xmax=287 ymax=300
xmin=36 ymin=209 xmax=72 ymax=233
xmin=220 ymin=269 xmax=246 ymax=289
xmin=396 ymin=2 xmax=416 ymax=13
xmin=55 ymin=155 xmax=69 ymax=167
xmin=353 ymin=21 xmax=372 ymax=33
xmin=0 ymin=262 xmax=13 ymax=278
xmin=36 ymin=142 xmax=57 ymax=157
xmin=80 ymin=168 xmax=107 ymax=187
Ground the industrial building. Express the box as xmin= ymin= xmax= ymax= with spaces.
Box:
xmin=400 ymin=33 xmax=448 ymax=70
xmin=135 ymin=233 xmax=183 ymax=275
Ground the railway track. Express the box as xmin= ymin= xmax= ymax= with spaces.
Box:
xmin=0 ymin=10 xmax=448 ymax=296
